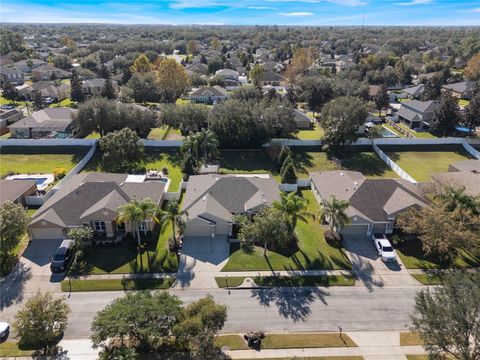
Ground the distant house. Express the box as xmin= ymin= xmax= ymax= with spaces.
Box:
xmin=448 ymin=159 xmax=480 ymax=173
xmin=8 ymin=107 xmax=78 ymax=139
xmin=28 ymin=173 xmax=166 ymax=241
xmin=442 ymin=81 xmax=475 ymax=100
xmin=401 ymin=84 xmax=425 ymax=99
xmin=310 ymin=170 xmax=429 ymax=237
xmin=82 ymin=78 xmax=117 ymax=98
xmin=0 ymin=66 xmax=25 ymax=86
xmin=32 ymin=65 xmax=70 ymax=81
xmin=0 ymin=108 xmax=24 ymax=135
xmin=431 ymin=172 xmax=480 ymax=197
xmin=259 ymin=71 xmax=286 ymax=87
xmin=19 ymin=80 xmax=71 ymax=101
xmin=181 ymin=174 xmax=280 ymax=238
xmin=0 ymin=179 xmax=37 ymax=206
xmin=293 ymin=109 xmax=313 ymax=130
xmin=396 ymin=100 xmax=441 ymax=130
xmin=189 ymin=86 xmax=227 ymax=104
xmin=13 ymin=59 xmax=47 ymax=73
xmin=215 ymin=69 xmax=240 ymax=88
xmin=186 ymin=62 xmax=208 ymax=75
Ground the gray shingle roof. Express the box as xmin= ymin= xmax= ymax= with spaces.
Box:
xmin=431 ymin=171 xmax=480 ymax=197
xmin=8 ymin=108 xmax=77 ymax=132
xmin=0 ymin=179 xmax=36 ymax=204
xmin=442 ymin=81 xmax=474 ymax=94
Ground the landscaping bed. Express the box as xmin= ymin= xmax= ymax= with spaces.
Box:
xmin=61 ymin=277 xmax=174 ymax=292
xmin=221 ymin=190 xmax=352 ymax=271
xmin=215 ymin=275 xmax=355 ymax=288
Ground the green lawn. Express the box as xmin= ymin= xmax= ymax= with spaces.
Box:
xmin=215 ymin=276 xmax=247 ymax=288
xmin=0 ymin=147 xmax=89 ymax=177
xmin=85 ymin=131 xmax=101 ymax=139
xmin=148 ymin=126 xmax=169 ymax=140
xmin=394 ymin=122 xmax=436 ymax=139
xmin=0 ymin=96 xmax=28 ymax=106
xmin=458 ymin=99 xmax=470 ymax=107
xmin=84 ymin=147 xmax=183 ymax=192
xmin=385 ymin=149 xmax=473 ymax=182
xmin=215 ymin=275 xmax=355 ymax=288
xmin=53 ymin=98 xmax=76 ymax=108
xmin=222 ymin=190 xmax=352 ymax=271
xmin=335 ymin=151 xmax=398 ymax=179
xmin=0 ymin=342 xmax=37 ymax=357
xmin=238 ymin=358 xmax=362 ymax=360
xmin=411 ymin=273 xmax=443 ymax=285
xmin=164 ymin=127 xmax=184 ymax=140
xmin=215 ymin=335 xmax=251 ymax=350
xmin=295 ymin=123 xmax=325 ymax=140
xmin=400 ymin=332 xmax=423 ymax=346
xmin=61 ymin=277 xmax=174 ymax=292
xmin=395 ymin=235 xmax=480 ymax=269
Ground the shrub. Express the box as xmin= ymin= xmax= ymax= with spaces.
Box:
xmin=163 ymin=252 xmax=178 ymax=272
xmin=53 ymin=167 xmax=66 ymax=180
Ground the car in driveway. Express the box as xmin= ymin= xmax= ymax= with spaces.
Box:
xmin=372 ymin=233 xmax=397 ymax=262
xmin=50 ymin=240 xmax=74 ymax=273
xmin=0 ymin=322 xmax=10 ymax=341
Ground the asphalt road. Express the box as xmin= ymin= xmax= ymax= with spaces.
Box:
xmin=1 ymin=286 xmax=419 ymax=338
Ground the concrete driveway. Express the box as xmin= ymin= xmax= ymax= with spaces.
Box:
xmin=22 ymin=239 xmax=64 ymax=277
xmin=342 ymin=236 xmax=419 ymax=290
xmin=175 ymin=236 xmax=230 ymax=289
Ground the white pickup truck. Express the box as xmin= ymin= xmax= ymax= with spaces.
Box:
xmin=372 ymin=233 xmax=397 ymax=263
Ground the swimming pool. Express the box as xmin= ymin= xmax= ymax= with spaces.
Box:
xmin=16 ymin=177 xmax=48 ymax=185
xmin=5 ymin=174 xmax=55 ymax=191
xmin=379 ymin=126 xmax=398 ymax=138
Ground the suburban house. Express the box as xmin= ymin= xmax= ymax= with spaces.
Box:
xmin=181 ymin=174 xmax=280 ymax=238
xmin=82 ymin=78 xmax=117 ymax=98
xmin=0 ymin=108 xmax=24 ymax=135
xmin=0 ymin=179 xmax=37 ymax=206
xmin=442 ymin=81 xmax=475 ymax=100
xmin=189 ymin=86 xmax=227 ymax=104
xmin=13 ymin=59 xmax=47 ymax=73
xmin=396 ymin=100 xmax=441 ymax=130
xmin=401 ymin=84 xmax=424 ymax=99
xmin=431 ymin=171 xmax=480 ymax=197
xmin=28 ymin=173 xmax=167 ymax=241
xmin=8 ymin=107 xmax=78 ymax=139
xmin=259 ymin=71 xmax=286 ymax=87
xmin=186 ymin=62 xmax=208 ymax=75
xmin=19 ymin=80 xmax=71 ymax=101
xmin=0 ymin=65 xmax=25 ymax=86
xmin=32 ymin=65 xmax=70 ymax=81
xmin=448 ymin=159 xmax=480 ymax=173
xmin=215 ymin=69 xmax=240 ymax=88
xmin=293 ymin=109 xmax=313 ymax=129
xmin=310 ymin=170 xmax=429 ymax=237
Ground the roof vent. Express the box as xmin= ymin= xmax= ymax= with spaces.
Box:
xmin=120 ymin=182 xmax=124 ymax=187
xmin=203 ymin=195 xmax=206 ymax=201
xmin=340 ymin=172 xmax=344 ymax=176
xmin=353 ymin=181 xmax=358 ymax=186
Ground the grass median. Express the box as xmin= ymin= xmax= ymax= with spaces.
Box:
xmin=215 ymin=275 xmax=355 ymax=288
xmin=400 ymin=332 xmax=424 ymax=346
xmin=0 ymin=342 xmax=36 ymax=357
xmin=61 ymin=278 xmax=174 ymax=292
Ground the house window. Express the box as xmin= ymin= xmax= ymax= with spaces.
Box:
xmin=139 ymin=221 xmax=148 ymax=233
xmin=93 ymin=221 xmax=106 ymax=233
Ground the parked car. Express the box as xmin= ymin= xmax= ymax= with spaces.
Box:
xmin=44 ymin=97 xmax=55 ymax=105
xmin=0 ymin=104 xmax=15 ymax=109
xmin=50 ymin=240 xmax=74 ymax=273
xmin=0 ymin=322 xmax=10 ymax=340
xmin=372 ymin=233 xmax=396 ymax=262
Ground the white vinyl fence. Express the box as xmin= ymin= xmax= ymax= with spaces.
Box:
xmin=372 ymin=141 xmax=417 ymax=183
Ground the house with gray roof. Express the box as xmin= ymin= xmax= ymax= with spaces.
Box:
xmin=28 ymin=173 xmax=166 ymax=241
xmin=181 ymin=174 xmax=280 ymax=238
xmin=448 ymin=159 xmax=480 ymax=173
xmin=18 ymin=80 xmax=71 ymax=101
xmin=32 ymin=64 xmax=70 ymax=81
xmin=82 ymin=78 xmax=117 ymax=98
xmin=401 ymin=84 xmax=424 ymax=99
xmin=0 ymin=179 xmax=37 ymax=206
xmin=0 ymin=65 xmax=25 ymax=86
xmin=13 ymin=59 xmax=47 ymax=73
xmin=293 ymin=109 xmax=313 ymax=130
xmin=310 ymin=170 xmax=429 ymax=237
xmin=189 ymin=86 xmax=227 ymax=104
xmin=442 ymin=81 xmax=475 ymax=100
xmin=259 ymin=71 xmax=286 ymax=87
xmin=186 ymin=62 xmax=208 ymax=75
xmin=8 ymin=107 xmax=78 ymax=139
xmin=431 ymin=171 xmax=480 ymax=197
xmin=397 ymin=100 xmax=441 ymax=130
xmin=0 ymin=108 xmax=24 ymax=135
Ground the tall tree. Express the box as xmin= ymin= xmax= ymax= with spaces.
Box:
xmin=410 ymin=271 xmax=480 ymax=360
xmin=210 ymin=37 xmax=221 ymax=51
xmin=70 ymin=69 xmax=84 ymax=103
xmin=187 ymin=40 xmax=198 ymax=56
xmin=373 ymin=85 xmax=389 ymax=115
xmin=196 ymin=128 xmax=219 ymax=161
xmin=463 ymin=93 xmax=480 ymax=135
xmin=249 ymin=64 xmax=264 ymax=88
xmin=125 ymin=72 xmax=160 ymax=104
xmin=14 ymin=291 xmax=70 ymax=355
xmin=158 ymin=200 xmax=187 ymax=248
xmin=99 ymin=128 xmax=144 ymax=172
xmin=320 ymin=196 xmax=350 ymax=234
xmin=117 ymin=198 xmax=159 ymax=247
xmin=154 ymin=58 xmax=189 ymax=103
xmin=320 ymin=96 xmax=368 ymax=148
xmin=273 ymin=192 xmax=312 ymax=236
xmin=296 ymin=76 xmax=333 ymax=115
xmin=2 ymin=80 xmax=18 ymax=103
xmin=0 ymin=201 xmax=28 ymax=273
xmin=101 ymin=75 xmax=116 ymax=99
xmin=430 ymin=91 xmax=460 ymax=137
xmin=130 ymin=54 xmax=152 ymax=74
xmin=464 ymin=53 xmax=480 ymax=81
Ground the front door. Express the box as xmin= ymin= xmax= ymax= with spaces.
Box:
xmin=385 ymin=219 xmax=395 ymax=234
xmin=366 ymin=224 xmax=373 ymax=236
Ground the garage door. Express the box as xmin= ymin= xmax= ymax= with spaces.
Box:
xmin=340 ymin=225 xmax=369 ymax=238
xmin=31 ymin=227 xmax=64 ymax=240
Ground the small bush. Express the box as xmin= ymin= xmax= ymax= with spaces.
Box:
xmin=168 ymin=236 xmax=178 ymax=252
xmin=162 ymin=252 xmax=178 ymax=272
xmin=53 ymin=167 xmax=66 ymax=180
xmin=324 ymin=229 xmax=342 ymax=244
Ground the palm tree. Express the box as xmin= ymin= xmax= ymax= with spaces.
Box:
xmin=273 ymin=192 xmax=313 ymax=236
xmin=197 ymin=128 xmax=219 ymax=161
xmin=180 ymin=132 xmax=200 ymax=161
xmin=320 ymin=196 xmax=350 ymax=234
xmin=158 ymin=200 xmax=188 ymax=248
xmin=117 ymin=198 xmax=159 ymax=246
xmin=435 ymin=186 xmax=478 ymax=215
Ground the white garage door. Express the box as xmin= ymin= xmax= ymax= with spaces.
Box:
xmin=340 ymin=225 xmax=369 ymax=238
xmin=31 ymin=227 xmax=64 ymax=240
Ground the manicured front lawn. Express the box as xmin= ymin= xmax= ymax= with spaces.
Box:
xmin=0 ymin=342 xmax=37 ymax=357
xmin=384 ymin=148 xmax=473 ymax=182
xmin=222 ymin=190 xmax=352 ymax=271
xmin=215 ymin=276 xmax=247 ymax=288
xmin=295 ymin=123 xmax=325 ymax=140
xmin=61 ymin=277 xmax=174 ymax=292
xmin=400 ymin=332 xmax=424 ymax=346
xmin=53 ymin=98 xmax=76 ymax=108
xmin=395 ymin=236 xmax=480 ymax=269
xmin=215 ymin=275 xmax=355 ymax=288
xmin=411 ymin=273 xmax=443 ymax=285
xmin=215 ymin=335 xmax=251 ymax=350
xmin=0 ymin=146 xmax=89 ymax=177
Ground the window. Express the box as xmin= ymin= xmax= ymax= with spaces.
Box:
xmin=94 ymin=221 xmax=106 ymax=233
xmin=139 ymin=221 xmax=148 ymax=233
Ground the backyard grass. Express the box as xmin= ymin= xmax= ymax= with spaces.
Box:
xmin=384 ymin=148 xmax=473 ymax=182
xmin=0 ymin=146 xmax=89 ymax=177
xmin=164 ymin=127 xmax=184 ymax=140
xmin=395 ymin=235 xmax=480 ymax=269
xmin=54 ymin=98 xmax=76 ymax=108
xmin=0 ymin=132 xmax=11 ymax=139
xmin=458 ymin=99 xmax=470 ymax=107
xmin=400 ymin=332 xmax=424 ymax=346
xmin=411 ymin=273 xmax=443 ymax=285
xmin=383 ymin=123 xmax=404 ymax=137
xmin=335 ymin=151 xmax=398 ymax=179
xmin=85 ymin=131 xmax=101 ymax=139
xmin=406 ymin=356 xmax=427 ymax=360
xmin=394 ymin=122 xmax=436 ymax=139
xmin=295 ymin=123 xmax=325 ymax=140
xmin=221 ymin=190 xmax=352 ymax=271
xmin=148 ymin=126 xmax=169 ymax=140
xmin=61 ymin=277 xmax=174 ymax=292
xmin=83 ymin=147 xmax=183 ymax=192
xmin=0 ymin=342 xmax=37 ymax=357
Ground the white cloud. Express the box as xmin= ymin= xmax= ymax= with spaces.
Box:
xmin=280 ymin=11 xmax=315 ymax=16
xmin=266 ymin=0 xmax=366 ymax=6
xmin=460 ymin=7 xmax=480 ymax=13
xmin=396 ymin=0 xmax=432 ymax=6
xmin=248 ymin=6 xmax=275 ymax=10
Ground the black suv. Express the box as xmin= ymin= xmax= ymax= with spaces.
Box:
xmin=50 ymin=240 xmax=74 ymax=273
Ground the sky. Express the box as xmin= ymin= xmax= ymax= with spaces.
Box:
xmin=1 ymin=0 xmax=480 ymax=26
